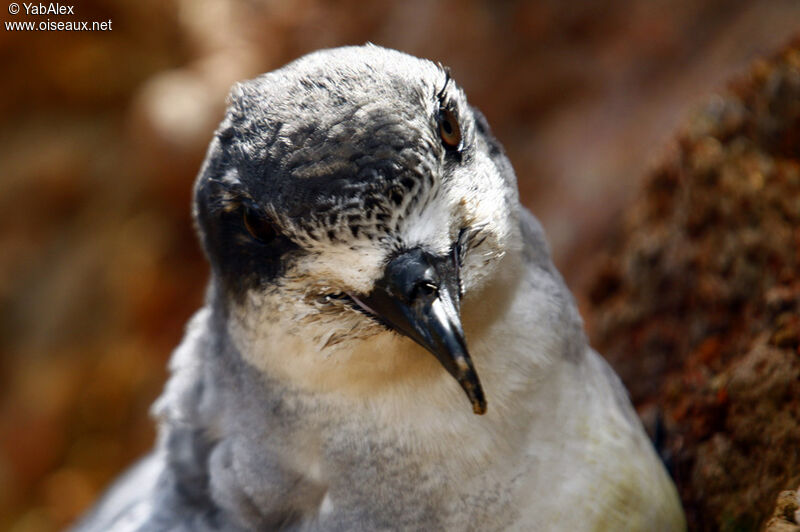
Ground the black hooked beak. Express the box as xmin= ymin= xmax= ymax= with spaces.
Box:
xmin=350 ymin=247 xmax=487 ymax=415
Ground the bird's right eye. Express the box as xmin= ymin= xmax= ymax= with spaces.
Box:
xmin=242 ymin=207 xmax=278 ymax=244
xmin=438 ymin=106 xmax=462 ymax=151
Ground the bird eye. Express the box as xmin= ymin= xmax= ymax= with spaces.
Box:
xmin=438 ymin=106 xmax=462 ymax=150
xmin=242 ymin=207 xmax=278 ymax=243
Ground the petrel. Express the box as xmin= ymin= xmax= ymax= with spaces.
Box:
xmin=74 ymin=45 xmax=686 ymax=531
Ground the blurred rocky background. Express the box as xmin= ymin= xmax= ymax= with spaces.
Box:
xmin=0 ymin=1 xmax=798 ymax=530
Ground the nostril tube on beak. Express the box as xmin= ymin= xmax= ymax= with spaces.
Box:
xmin=350 ymin=247 xmax=487 ymax=414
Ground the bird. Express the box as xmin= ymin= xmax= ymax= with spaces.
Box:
xmin=73 ymin=45 xmax=686 ymax=531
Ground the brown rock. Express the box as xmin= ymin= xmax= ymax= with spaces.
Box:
xmin=585 ymin=37 xmax=800 ymax=531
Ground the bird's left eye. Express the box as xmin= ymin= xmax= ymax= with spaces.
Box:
xmin=438 ymin=106 xmax=462 ymax=150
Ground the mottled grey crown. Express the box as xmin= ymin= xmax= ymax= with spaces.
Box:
xmin=199 ymin=46 xmax=478 ymax=243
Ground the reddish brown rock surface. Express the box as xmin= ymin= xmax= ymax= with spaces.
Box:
xmin=585 ymin=40 xmax=800 ymax=531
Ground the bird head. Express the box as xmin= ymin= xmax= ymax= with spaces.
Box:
xmin=194 ymin=46 xmax=520 ymax=415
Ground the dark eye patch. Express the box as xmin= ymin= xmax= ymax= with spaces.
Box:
xmin=242 ymin=205 xmax=279 ymax=244
xmin=195 ymin=179 xmax=300 ymax=297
